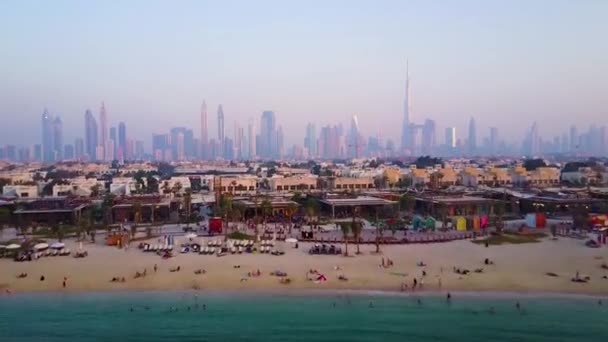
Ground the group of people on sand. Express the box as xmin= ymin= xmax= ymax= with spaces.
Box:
xmin=380 ymin=257 xmax=394 ymax=268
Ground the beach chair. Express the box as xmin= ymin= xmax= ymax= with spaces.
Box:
xmin=238 ymin=246 xmax=243 ymax=254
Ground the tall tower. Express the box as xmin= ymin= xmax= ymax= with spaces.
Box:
xmin=401 ymin=59 xmax=411 ymax=151
xmin=217 ymin=104 xmax=224 ymax=158
xmin=118 ymin=122 xmax=127 ymax=161
xmin=260 ymin=111 xmax=276 ymax=158
xmin=84 ymin=109 xmax=98 ymax=161
xmin=41 ymin=108 xmax=54 ymax=163
xmin=200 ymin=101 xmax=208 ymax=159
xmin=99 ymin=102 xmax=108 ymax=160
xmin=247 ymin=118 xmax=256 ymax=159
xmin=468 ymin=117 xmax=477 ymax=155
xmin=52 ymin=116 xmax=63 ymax=161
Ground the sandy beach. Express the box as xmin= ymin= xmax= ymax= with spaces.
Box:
xmin=2 ymin=236 xmax=608 ymax=295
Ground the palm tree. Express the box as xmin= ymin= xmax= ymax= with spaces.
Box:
xmin=351 ymin=207 xmax=362 ymax=255
xmin=286 ymin=202 xmax=298 ymax=234
xmin=340 ymin=222 xmax=350 ymax=256
xmin=90 ymin=184 xmax=101 ymax=198
xmin=437 ymin=202 xmax=448 ymax=229
xmin=101 ymin=193 xmax=115 ymax=233
xmin=162 ymin=181 xmax=171 ymax=195
xmin=182 ymin=190 xmax=192 ymax=228
xmin=260 ymin=198 xmax=272 ymax=225
xmin=399 ymin=193 xmax=415 ymax=213
xmin=171 ymin=182 xmax=183 ymax=197
xmin=231 ymin=202 xmax=246 ymax=233
xmin=305 ymin=197 xmax=318 ymax=231
xmin=131 ymin=202 xmax=142 ymax=239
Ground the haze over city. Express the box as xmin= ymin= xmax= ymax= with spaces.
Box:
xmin=1 ymin=0 xmax=607 ymax=157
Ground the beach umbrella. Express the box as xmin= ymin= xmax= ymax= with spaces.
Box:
xmin=285 ymin=238 xmax=298 ymax=243
xmin=34 ymin=243 xmax=49 ymax=251
xmin=185 ymin=232 xmax=197 ymax=240
xmin=50 ymin=242 xmax=65 ymax=249
xmin=0 ymin=245 xmax=6 ymax=249
xmin=6 ymin=243 xmax=21 ymax=250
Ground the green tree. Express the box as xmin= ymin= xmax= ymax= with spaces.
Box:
xmin=260 ymin=197 xmax=273 ymax=222
xmin=182 ymin=190 xmax=192 ymax=228
xmin=286 ymin=202 xmax=298 ymax=234
xmin=90 ymin=184 xmax=101 ymax=198
xmin=351 ymin=207 xmax=362 ymax=255
xmin=305 ymin=197 xmax=319 ymax=230
xmin=399 ymin=193 xmax=416 ymax=213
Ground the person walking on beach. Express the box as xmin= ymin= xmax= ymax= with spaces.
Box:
xmin=447 ymin=292 xmax=452 ymax=303
xmin=154 ymin=264 xmax=157 ymax=273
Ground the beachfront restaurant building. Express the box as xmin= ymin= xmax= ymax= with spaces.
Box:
xmin=110 ymin=195 xmax=175 ymax=223
xmin=318 ymin=195 xmax=397 ymax=219
xmin=13 ymin=197 xmax=89 ymax=226
xmin=235 ymin=197 xmax=300 ymax=220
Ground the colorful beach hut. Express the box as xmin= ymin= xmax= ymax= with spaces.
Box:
xmin=456 ymin=216 xmax=467 ymax=231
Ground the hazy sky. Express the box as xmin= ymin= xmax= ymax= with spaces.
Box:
xmin=1 ymin=0 xmax=607 ymax=148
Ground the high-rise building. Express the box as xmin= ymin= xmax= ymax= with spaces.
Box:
xmin=41 ymin=108 xmax=54 ymax=163
xmin=84 ymin=109 xmax=98 ymax=161
xmin=421 ymin=119 xmax=436 ymax=155
xmin=304 ymin=123 xmax=317 ymax=157
xmin=400 ymin=59 xmax=412 ymax=152
xmin=217 ymin=104 xmax=225 ymax=158
xmin=467 ymin=117 xmax=477 ymax=155
xmin=200 ymin=101 xmax=208 ymax=159
xmin=118 ymin=122 xmax=127 ymax=161
xmin=445 ymin=127 xmax=456 ymax=149
xmin=74 ymin=138 xmax=84 ymax=160
xmin=109 ymin=126 xmax=117 ymax=160
xmin=99 ymin=102 xmax=108 ymax=160
xmin=347 ymin=115 xmax=363 ymax=158
xmin=176 ymin=131 xmax=185 ymax=160
xmin=247 ymin=118 xmax=256 ymax=160
xmin=152 ymin=134 xmax=169 ymax=161
xmin=260 ymin=111 xmax=277 ymax=159
xmin=52 ymin=116 xmax=63 ymax=161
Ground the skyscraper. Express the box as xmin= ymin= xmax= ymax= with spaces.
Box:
xmin=200 ymin=101 xmax=208 ymax=159
xmin=445 ymin=127 xmax=456 ymax=149
xmin=260 ymin=111 xmax=277 ymax=159
xmin=41 ymin=108 xmax=54 ymax=163
xmin=421 ymin=119 xmax=436 ymax=155
xmin=400 ymin=59 xmax=411 ymax=151
xmin=118 ymin=122 xmax=127 ymax=161
xmin=52 ymin=116 xmax=63 ymax=161
xmin=304 ymin=123 xmax=317 ymax=157
xmin=348 ymin=115 xmax=363 ymax=158
xmin=247 ymin=118 xmax=256 ymax=159
xmin=467 ymin=117 xmax=477 ymax=155
xmin=109 ymin=126 xmax=117 ymax=160
xmin=99 ymin=102 xmax=108 ymax=160
xmin=84 ymin=109 xmax=98 ymax=161
xmin=217 ymin=104 xmax=225 ymax=158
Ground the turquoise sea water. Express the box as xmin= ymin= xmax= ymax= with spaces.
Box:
xmin=0 ymin=291 xmax=606 ymax=341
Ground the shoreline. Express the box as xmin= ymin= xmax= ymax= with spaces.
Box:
xmin=3 ymin=287 xmax=606 ymax=300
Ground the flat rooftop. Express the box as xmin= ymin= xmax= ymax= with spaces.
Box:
xmin=319 ymin=196 xmax=396 ymax=206
xmin=416 ymin=196 xmax=494 ymax=205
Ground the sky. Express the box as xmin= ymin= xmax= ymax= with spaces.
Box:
xmin=0 ymin=0 xmax=607 ymax=149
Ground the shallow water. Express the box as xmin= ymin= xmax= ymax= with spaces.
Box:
xmin=0 ymin=291 xmax=606 ymax=341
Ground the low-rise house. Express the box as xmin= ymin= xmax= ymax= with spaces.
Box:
xmin=2 ymin=185 xmax=39 ymax=198
xmin=269 ymin=175 xmax=318 ymax=192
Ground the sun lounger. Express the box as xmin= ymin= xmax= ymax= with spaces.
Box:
xmin=238 ymin=246 xmax=243 ymax=254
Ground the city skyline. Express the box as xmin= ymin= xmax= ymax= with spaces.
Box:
xmin=1 ymin=1 xmax=606 ymax=149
